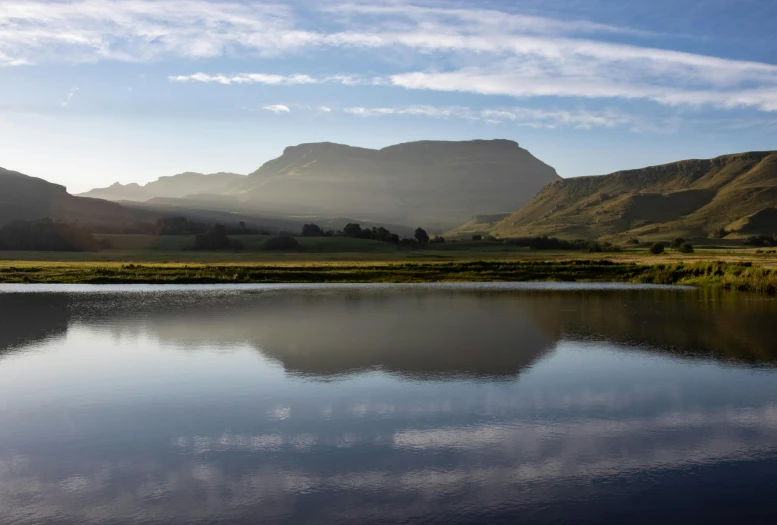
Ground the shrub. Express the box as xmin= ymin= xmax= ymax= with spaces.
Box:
xmin=649 ymin=242 xmax=665 ymax=255
xmin=471 ymin=234 xmax=482 ymax=241
xmin=264 ymin=234 xmax=301 ymax=250
xmin=679 ymin=242 xmax=694 ymax=253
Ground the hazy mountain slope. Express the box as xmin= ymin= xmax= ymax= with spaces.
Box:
xmin=79 ymin=172 xmax=245 ymax=201
xmin=488 ymin=151 xmax=777 ymax=240
xmin=0 ymin=167 xmax=138 ymax=228
xmin=226 ymin=139 xmax=559 ymax=229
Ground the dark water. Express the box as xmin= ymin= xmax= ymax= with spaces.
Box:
xmin=2 ymin=283 xmax=777 ymax=524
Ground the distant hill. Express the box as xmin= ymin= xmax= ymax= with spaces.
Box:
xmin=0 ymin=166 xmax=415 ymax=237
xmin=80 ymin=140 xmax=560 ymax=230
xmin=0 ymin=167 xmax=139 ymax=228
xmin=482 ymin=151 xmax=777 ymax=241
xmin=78 ymin=172 xmax=245 ymax=201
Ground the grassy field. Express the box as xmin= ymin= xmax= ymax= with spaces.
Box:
xmin=1 ymin=235 xmax=776 ymax=292
xmin=0 ymin=234 xmax=774 ymax=265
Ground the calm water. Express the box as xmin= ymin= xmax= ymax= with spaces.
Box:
xmin=2 ymin=283 xmax=777 ymax=524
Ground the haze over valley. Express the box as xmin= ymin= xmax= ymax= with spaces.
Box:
xmin=4 ymin=141 xmax=776 ymax=243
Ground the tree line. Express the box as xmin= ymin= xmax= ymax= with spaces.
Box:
xmin=0 ymin=219 xmax=105 ymax=251
xmin=301 ymin=222 xmax=432 ymax=247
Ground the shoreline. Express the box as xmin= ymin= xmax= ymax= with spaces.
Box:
xmin=1 ymin=260 xmax=775 ymax=293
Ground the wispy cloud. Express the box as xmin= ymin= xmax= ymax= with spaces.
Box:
xmin=168 ymin=72 xmax=377 ymax=86
xmin=169 ymin=73 xmax=319 ymax=85
xmin=4 ymin=1 xmax=777 ymax=112
xmin=262 ymin=104 xmax=290 ymax=114
xmin=343 ymin=104 xmax=657 ymax=131
xmin=60 ymin=87 xmax=80 ymax=107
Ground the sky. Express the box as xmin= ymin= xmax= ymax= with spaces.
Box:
xmin=1 ymin=0 xmax=777 ymax=193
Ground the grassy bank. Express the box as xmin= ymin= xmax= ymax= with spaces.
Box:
xmin=1 ymin=260 xmax=775 ymax=293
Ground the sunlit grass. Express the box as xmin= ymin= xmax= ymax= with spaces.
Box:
xmin=0 ymin=257 xmax=775 ymax=292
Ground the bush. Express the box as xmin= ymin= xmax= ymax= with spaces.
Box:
xmin=679 ymin=242 xmax=694 ymax=253
xmin=264 ymin=234 xmax=301 ymax=250
xmin=471 ymin=234 xmax=482 ymax=241
xmin=649 ymin=242 xmax=665 ymax=255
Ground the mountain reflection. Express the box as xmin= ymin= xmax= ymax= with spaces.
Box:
xmin=2 ymin=286 xmax=777 ymax=524
xmin=0 ymin=293 xmax=70 ymax=354
xmin=2 ymin=287 xmax=777 ymax=373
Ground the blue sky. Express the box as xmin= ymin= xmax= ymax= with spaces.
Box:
xmin=1 ymin=0 xmax=776 ymax=193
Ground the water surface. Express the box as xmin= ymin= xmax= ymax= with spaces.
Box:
xmin=1 ymin=283 xmax=777 ymax=524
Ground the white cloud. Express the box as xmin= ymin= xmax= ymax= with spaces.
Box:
xmin=320 ymin=106 xmax=332 ymax=113
xmin=3 ymin=1 xmax=777 ymax=112
xmin=169 ymin=72 xmax=319 ymax=85
xmin=343 ymin=104 xmax=659 ymax=131
xmin=169 ymin=72 xmax=376 ymax=86
xmin=262 ymin=104 xmax=290 ymax=114
xmin=60 ymin=87 xmax=80 ymax=107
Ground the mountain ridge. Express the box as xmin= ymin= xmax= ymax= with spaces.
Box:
xmin=79 ymin=171 xmax=246 ymax=202
xmin=235 ymin=139 xmax=560 ymax=228
xmin=0 ymin=167 xmax=141 ymax=228
xmin=482 ymin=150 xmax=777 ymax=240
xmin=79 ymin=139 xmax=561 ymax=229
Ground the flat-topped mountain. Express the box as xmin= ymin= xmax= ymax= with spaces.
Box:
xmin=79 ymin=172 xmax=245 ymax=202
xmin=486 ymin=151 xmax=777 ymax=240
xmin=231 ymin=139 xmax=560 ymax=228
xmin=80 ymin=140 xmax=560 ymax=229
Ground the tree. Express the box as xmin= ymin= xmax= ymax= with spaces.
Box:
xmin=649 ymin=242 xmax=665 ymax=255
xmin=154 ymin=216 xmax=207 ymax=235
xmin=679 ymin=242 xmax=694 ymax=253
xmin=301 ymin=223 xmax=325 ymax=237
xmin=472 ymin=234 xmax=482 ymax=241
xmin=414 ymin=227 xmax=430 ymax=246
xmin=670 ymin=238 xmax=685 ymax=250
xmin=343 ymin=223 xmax=362 ymax=238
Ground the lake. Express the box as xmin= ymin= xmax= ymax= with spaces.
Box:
xmin=1 ymin=283 xmax=777 ymax=524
